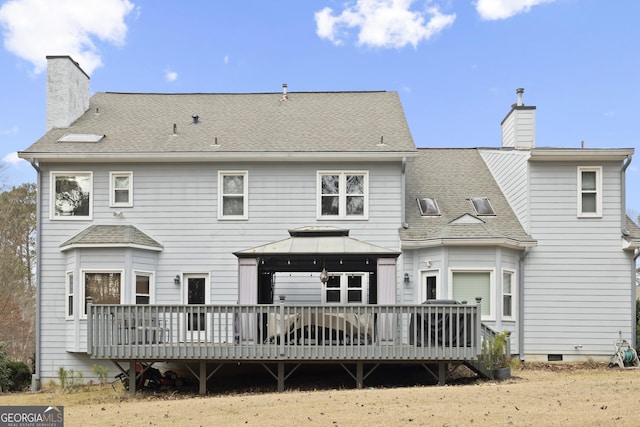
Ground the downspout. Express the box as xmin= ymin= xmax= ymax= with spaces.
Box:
xmin=620 ymin=154 xmax=634 ymax=349
xmin=401 ymin=156 xmax=408 ymax=229
xmin=621 ymin=154 xmax=632 ymax=236
xmin=29 ymin=159 xmax=42 ymax=391
xmin=518 ymin=246 xmax=531 ymax=362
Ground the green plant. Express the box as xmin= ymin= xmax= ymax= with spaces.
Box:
xmin=57 ymin=367 xmax=84 ymax=391
xmin=6 ymin=361 xmax=31 ymax=391
xmin=91 ymin=364 xmax=109 ymax=385
xmin=0 ymin=343 xmax=10 ymax=392
xmin=480 ymin=331 xmax=511 ymax=370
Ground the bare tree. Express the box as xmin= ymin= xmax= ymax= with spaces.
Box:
xmin=0 ymin=184 xmax=36 ymax=364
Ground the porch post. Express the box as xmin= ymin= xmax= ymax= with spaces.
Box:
xmin=377 ymin=258 xmax=397 ymax=344
xmin=238 ymin=258 xmax=258 ymax=344
xmin=277 ymin=361 xmax=285 ymax=392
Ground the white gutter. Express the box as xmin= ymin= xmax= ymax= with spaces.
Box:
xmin=28 ymin=160 xmax=42 ymax=391
xmin=17 ymin=150 xmax=419 ymax=163
xmin=401 ymin=237 xmax=537 ymax=250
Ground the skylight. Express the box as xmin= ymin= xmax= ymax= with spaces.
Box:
xmin=57 ymin=133 xmax=105 ymax=143
xmin=469 ymin=197 xmax=495 ymax=216
xmin=417 ymin=197 xmax=440 ymax=216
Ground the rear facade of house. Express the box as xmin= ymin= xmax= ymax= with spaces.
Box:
xmin=19 ymin=56 xmax=639 ymax=388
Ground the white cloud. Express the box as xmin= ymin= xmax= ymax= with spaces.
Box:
xmin=0 ymin=0 xmax=135 ymax=75
xmin=165 ymin=69 xmax=178 ymax=82
xmin=1 ymin=125 xmax=19 ymax=135
xmin=224 ymin=55 xmax=230 ymax=64
xmin=475 ymin=0 xmax=556 ymax=21
xmin=315 ymin=0 xmax=455 ymax=48
xmin=2 ymin=151 xmax=25 ymax=165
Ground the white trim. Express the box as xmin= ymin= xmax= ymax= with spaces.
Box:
xmin=577 ymin=166 xmax=602 ymax=218
xmin=80 ymin=269 xmax=125 ymax=319
xmin=418 ymin=269 xmax=440 ymax=302
xmin=109 ymin=171 xmax=133 ymax=208
xmin=133 ymin=270 xmax=155 ymax=304
xmin=448 ymin=268 xmax=496 ymax=321
xmin=60 ymin=242 xmax=163 ymax=252
xmin=501 ymin=268 xmax=516 ymax=321
xmin=316 ymin=171 xmax=369 ymax=220
xmin=50 ymin=171 xmax=93 ymax=220
xmin=218 ymin=171 xmax=248 ymax=220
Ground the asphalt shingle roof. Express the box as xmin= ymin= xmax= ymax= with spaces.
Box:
xmin=60 ymin=225 xmax=163 ymax=251
xmin=21 ymin=91 xmax=416 ymax=156
xmin=401 ymin=148 xmax=535 ymax=246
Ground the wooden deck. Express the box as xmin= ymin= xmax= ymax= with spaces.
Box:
xmin=88 ymin=300 xmax=484 ymax=392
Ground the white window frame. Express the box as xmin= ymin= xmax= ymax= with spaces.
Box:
xmin=50 ymin=171 xmax=93 ymax=220
xmin=577 ymin=166 xmax=602 ymax=217
xmin=218 ymin=171 xmax=248 ymax=220
xmin=501 ymin=269 xmax=516 ymax=321
xmin=317 ymin=171 xmax=369 ymax=220
xmin=448 ymin=268 xmax=495 ymax=321
xmin=80 ymin=269 xmax=124 ymax=319
xmin=419 ymin=269 xmax=440 ymax=302
xmin=109 ymin=171 xmax=133 ymax=207
xmin=133 ymin=271 xmax=155 ymax=304
xmin=65 ymin=270 xmax=74 ymax=320
xmin=321 ymin=273 xmax=369 ymax=304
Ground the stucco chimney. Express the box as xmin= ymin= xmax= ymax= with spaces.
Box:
xmin=501 ymin=88 xmax=536 ymax=150
xmin=46 ymin=56 xmax=90 ymax=131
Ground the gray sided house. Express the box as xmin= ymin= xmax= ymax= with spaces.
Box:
xmin=19 ymin=57 xmax=640 ymax=392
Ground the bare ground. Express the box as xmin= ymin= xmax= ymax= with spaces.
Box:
xmin=2 ymin=362 xmax=640 ymax=426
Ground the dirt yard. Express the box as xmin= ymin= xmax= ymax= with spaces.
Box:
xmin=1 ymin=362 xmax=639 ymax=426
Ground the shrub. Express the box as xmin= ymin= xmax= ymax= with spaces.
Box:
xmin=6 ymin=361 xmax=31 ymax=391
xmin=480 ymin=331 xmax=511 ymax=370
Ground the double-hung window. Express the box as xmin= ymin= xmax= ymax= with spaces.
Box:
xmin=51 ymin=172 xmax=93 ymax=219
xmin=577 ymin=166 xmax=602 ymax=217
xmin=502 ymin=270 xmax=515 ymax=319
xmin=66 ymin=271 xmax=74 ymax=319
xmin=135 ymin=273 xmax=153 ymax=304
xmin=323 ymin=273 xmax=368 ymax=304
xmin=318 ymin=171 xmax=368 ymax=219
xmin=110 ymin=171 xmax=133 ymax=207
xmin=218 ymin=171 xmax=248 ymax=219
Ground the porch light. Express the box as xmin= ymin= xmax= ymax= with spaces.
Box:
xmin=174 ymin=274 xmax=181 ymax=286
xmin=320 ymin=268 xmax=329 ymax=285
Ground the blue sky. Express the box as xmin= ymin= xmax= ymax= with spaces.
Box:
xmin=1 ymin=0 xmax=639 ymax=215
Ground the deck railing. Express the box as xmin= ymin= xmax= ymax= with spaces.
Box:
xmin=87 ymin=301 xmax=482 ymax=361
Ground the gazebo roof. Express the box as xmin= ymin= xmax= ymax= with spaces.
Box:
xmin=234 ymin=226 xmax=400 ymax=258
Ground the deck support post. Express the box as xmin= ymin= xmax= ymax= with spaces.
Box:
xmin=277 ymin=361 xmax=285 ymax=392
xmin=129 ymin=360 xmax=136 ymax=393
xmin=438 ymin=361 xmax=446 ymax=386
xmin=199 ymin=361 xmax=207 ymax=395
xmin=356 ymin=362 xmax=364 ymax=389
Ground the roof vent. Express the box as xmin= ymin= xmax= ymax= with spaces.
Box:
xmin=280 ymin=83 xmax=289 ymax=101
xmin=192 ymin=114 xmax=199 ymax=124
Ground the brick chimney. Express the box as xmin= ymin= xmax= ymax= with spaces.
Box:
xmin=501 ymin=88 xmax=536 ymax=149
xmin=46 ymin=56 xmax=90 ymax=131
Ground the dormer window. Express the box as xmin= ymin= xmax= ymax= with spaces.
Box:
xmin=417 ymin=197 xmax=440 ymax=216
xmin=469 ymin=197 xmax=495 ymax=216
